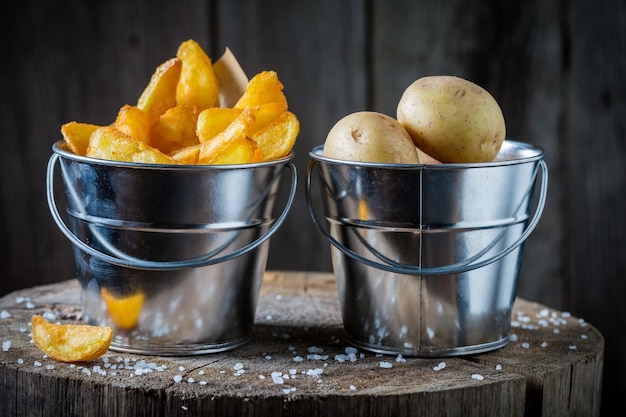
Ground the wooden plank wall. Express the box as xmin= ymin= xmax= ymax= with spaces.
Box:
xmin=2 ymin=0 xmax=623 ymax=415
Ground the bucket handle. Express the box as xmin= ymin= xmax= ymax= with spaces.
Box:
xmin=306 ymin=158 xmax=548 ymax=276
xmin=47 ymin=153 xmax=297 ymax=271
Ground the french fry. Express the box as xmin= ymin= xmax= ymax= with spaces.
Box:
xmin=252 ymin=111 xmax=300 ymax=161
xmin=87 ymin=126 xmax=178 ymax=164
xmin=251 ymin=101 xmax=288 ymax=133
xmin=176 ymin=39 xmax=220 ymax=110
xmin=234 ymin=70 xmax=287 ymax=109
xmin=136 ymin=57 xmax=182 ymax=125
xmin=170 ymin=143 xmax=201 ymax=164
xmin=198 ymin=108 xmax=256 ymax=163
xmin=31 ymin=315 xmax=112 ymax=363
xmin=204 ymin=136 xmax=262 ymax=165
xmin=150 ymin=104 xmax=200 ymax=154
xmin=61 ymin=121 xmax=101 ymax=156
xmin=114 ymin=105 xmax=151 ymax=144
xmin=196 ymin=107 xmax=243 ymax=143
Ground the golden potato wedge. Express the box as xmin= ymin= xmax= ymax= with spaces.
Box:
xmin=170 ymin=143 xmax=201 ymax=164
xmin=234 ymin=70 xmax=287 ymax=109
xmin=196 ymin=107 xmax=243 ymax=143
xmin=251 ymin=101 xmax=288 ymax=133
xmin=114 ymin=104 xmax=151 ymax=144
xmin=137 ymin=57 xmax=182 ymax=125
xmin=100 ymin=288 xmax=145 ymax=330
xmin=176 ymin=39 xmax=220 ymax=110
xmin=31 ymin=314 xmax=112 ymax=363
xmin=198 ymin=109 xmax=256 ymax=163
xmin=252 ymin=110 xmax=299 ymax=161
xmin=87 ymin=126 xmax=178 ymax=164
xmin=201 ymin=136 xmax=262 ymax=165
xmin=150 ymin=104 xmax=200 ymax=154
xmin=61 ymin=121 xmax=101 ymax=156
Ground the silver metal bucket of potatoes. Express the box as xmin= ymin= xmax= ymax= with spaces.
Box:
xmin=47 ymin=141 xmax=296 ymax=355
xmin=306 ymin=76 xmax=548 ymax=357
xmin=306 ymin=141 xmax=547 ymax=356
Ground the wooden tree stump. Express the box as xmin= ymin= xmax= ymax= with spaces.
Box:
xmin=0 ymin=271 xmax=603 ymax=417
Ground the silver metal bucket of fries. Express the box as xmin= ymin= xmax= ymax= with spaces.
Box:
xmin=306 ymin=140 xmax=547 ymax=357
xmin=47 ymin=141 xmax=297 ymax=355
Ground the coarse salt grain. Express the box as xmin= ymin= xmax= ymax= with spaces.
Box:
xmin=433 ymin=361 xmax=446 ymax=371
xmin=293 ymin=356 xmax=304 ymax=362
xmin=271 ymin=371 xmax=284 ymax=384
xmin=569 ymin=345 xmax=577 ymax=350
xmin=34 ymin=361 xmax=42 ymax=367
xmin=471 ymin=374 xmax=484 ymax=380
xmin=46 ymin=365 xmax=54 ymax=370
xmin=496 ymin=364 xmax=502 ymax=371
xmin=349 ymin=385 xmax=357 ymax=391
xmin=173 ymin=375 xmax=183 ymax=383
xmin=521 ymin=342 xmax=530 ymax=348
xmin=0 ymin=310 xmax=11 ymax=319
xmin=541 ymin=342 xmax=548 ymax=348
xmin=379 ymin=361 xmax=393 ymax=369
xmin=2 ymin=340 xmax=11 ymax=351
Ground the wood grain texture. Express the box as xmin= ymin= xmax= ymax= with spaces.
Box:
xmin=0 ymin=272 xmax=603 ymax=417
xmin=1 ymin=0 xmax=623 ymax=415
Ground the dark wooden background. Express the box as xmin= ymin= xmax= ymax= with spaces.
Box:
xmin=2 ymin=0 xmax=623 ymax=414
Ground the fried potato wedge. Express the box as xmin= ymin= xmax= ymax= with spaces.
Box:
xmin=196 ymin=107 xmax=243 ymax=143
xmin=150 ymin=104 xmax=200 ymax=154
xmin=170 ymin=143 xmax=201 ymax=164
xmin=100 ymin=288 xmax=145 ymax=330
xmin=87 ymin=126 xmax=178 ymax=164
xmin=252 ymin=111 xmax=299 ymax=161
xmin=204 ymin=136 xmax=262 ymax=165
xmin=251 ymin=101 xmax=288 ymax=133
xmin=176 ymin=39 xmax=220 ymax=110
xmin=198 ymin=109 xmax=256 ymax=163
xmin=234 ymin=70 xmax=287 ymax=109
xmin=31 ymin=314 xmax=112 ymax=363
xmin=137 ymin=57 xmax=182 ymax=125
xmin=61 ymin=121 xmax=101 ymax=156
xmin=114 ymin=104 xmax=152 ymax=144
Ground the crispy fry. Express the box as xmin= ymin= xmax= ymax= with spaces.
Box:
xmin=252 ymin=111 xmax=299 ymax=161
xmin=204 ymin=136 xmax=261 ymax=165
xmin=176 ymin=39 xmax=220 ymax=110
xmin=87 ymin=126 xmax=178 ymax=164
xmin=251 ymin=102 xmax=288 ymax=133
xmin=31 ymin=314 xmax=112 ymax=363
xmin=137 ymin=57 xmax=182 ymax=125
xmin=170 ymin=143 xmax=201 ymax=164
xmin=100 ymin=288 xmax=145 ymax=330
xmin=114 ymin=105 xmax=152 ymax=144
xmin=198 ymin=109 xmax=256 ymax=163
xmin=234 ymin=70 xmax=287 ymax=109
xmin=150 ymin=104 xmax=200 ymax=154
xmin=196 ymin=107 xmax=243 ymax=143
xmin=61 ymin=121 xmax=101 ymax=156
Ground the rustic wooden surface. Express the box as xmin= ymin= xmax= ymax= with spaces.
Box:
xmin=0 ymin=271 xmax=603 ymax=417
xmin=2 ymin=1 xmax=623 ymax=415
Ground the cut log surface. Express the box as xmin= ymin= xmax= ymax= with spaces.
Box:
xmin=0 ymin=271 xmax=603 ymax=417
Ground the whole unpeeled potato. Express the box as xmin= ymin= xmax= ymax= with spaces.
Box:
xmin=397 ymin=75 xmax=506 ymax=163
xmin=323 ymin=111 xmax=420 ymax=163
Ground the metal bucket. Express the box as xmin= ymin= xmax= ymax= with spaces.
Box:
xmin=47 ymin=141 xmax=297 ymax=356
xmin=306 ymin=140 xmax=548 ymax=357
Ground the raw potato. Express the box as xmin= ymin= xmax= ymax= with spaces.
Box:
xmin=323 ymin=111 xmax=420 ymax=163
xmin=397 ymin=75 xmax=506 ymax=163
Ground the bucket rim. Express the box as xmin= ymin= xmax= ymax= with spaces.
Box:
xmin=309 ymin=139 xmax=544 ymax=169
xmin=52 ymin=140 xmax=294 ymax=170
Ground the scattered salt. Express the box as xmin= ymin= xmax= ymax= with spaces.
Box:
xmin=308 ymin=346 xmax=324 ymax=353
xmin=34 ymin=361 xmax=42 ymax=367
xmin=198 ymin=370 xmax=205 ymax=375
xmin=581 ymin=334 xmax=588 ymax=339
xmin=17 ymin=358 xmax=23 ymax=364
xmin=293 ymin=356 xmax=304 ymax=362
xmin=173 ymin=375 xmax=183 ymax=383
xmin=349 ymin=385 xmax=357 ymax=391
xmin=541 ymin=342 xmax=548 ymax=348
xmin=46 ymin=365 xmax=54 ymax=370
xmin=569 ymin=345 xmax=577 ymax=350
xmin=495 ymin=364 xmax=502 ymax=371
xmin=395 ymin=354 xmax=406 ymax=363
xmin=379 ymin=361 xmax=393 ymax=369
xmin=178 ymin=366 xmax=185 ymax=371
xmin=259 ymin=375 xmax=266 ymax=380
xmin=2 ymin=340 xmax=11 ymax=351
xmin=233 ymin=363 xmax=244 ymax=370
xmin=187 ymin=378 xmax=195 ymax=383
xmin=471 ymin=374 xmax=484 ymax=380
xmin=25 ymin=302 xmax=35 ymax=309
xmin=265 ymin=355 xmax=272 ymax=360
xmin=521 ymin=342 xmax=530 ymax=348
xmin=271 ymin=371 xmax=284 ymax=384
xmin=181 ymin=405 xmax=188 ymax=411
xmin=199 ymin=381 xmax=207 ymax=385
xmin=0 ymin=310 xmax=11 ymax=319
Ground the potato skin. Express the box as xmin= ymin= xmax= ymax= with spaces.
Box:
xmin=323 ymin=111 xmax=420 ymax=163
xmin=397 ymin=76 xmax=505 ymax=163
